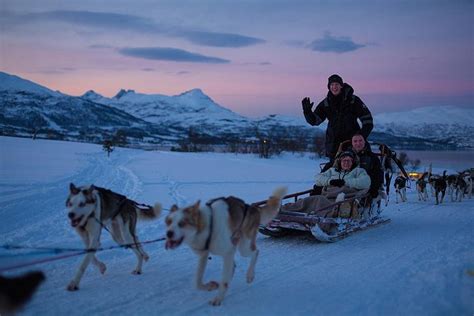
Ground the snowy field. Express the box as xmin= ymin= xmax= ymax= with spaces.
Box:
xmin=0 ymin=136 xmax=473 ymax=316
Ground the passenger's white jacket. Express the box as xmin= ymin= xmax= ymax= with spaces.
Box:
xmin=315 ymin=167 xmax=371 ymax=190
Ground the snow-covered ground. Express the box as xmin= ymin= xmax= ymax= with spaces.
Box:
xmin=0 ymin=136 xmax=473 ymax=315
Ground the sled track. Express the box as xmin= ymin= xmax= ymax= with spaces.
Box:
xmin=0 ymin=151 xmax=143 ymax=245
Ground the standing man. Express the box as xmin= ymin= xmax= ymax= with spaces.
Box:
xmin=302 ymin=74 xmax=374 ymax=167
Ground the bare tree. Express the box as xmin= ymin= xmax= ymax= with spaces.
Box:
xmin=103 ymin=140 xmax=114 ymax=157
xmin=409 ymin=158 xmax=421 ymax=171
xmin=398 ymin=152 xmax=409 ymax=166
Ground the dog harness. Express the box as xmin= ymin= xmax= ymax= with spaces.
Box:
xmin=204 ymin=197 xmax=249 ymax=251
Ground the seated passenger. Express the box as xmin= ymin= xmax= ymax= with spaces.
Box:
xmin=349 ymin=133 xmax=384 ymax=198
xmin=281 ymin=151 xmax=371 ymax=218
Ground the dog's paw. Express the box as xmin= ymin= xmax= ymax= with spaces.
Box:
xmin=98 ymin=262 xmax=107 ymax=274
xmin=203 ymin=281 xmax=219 ymax=291
xmin=246 ymin=271 xmax=255 ymax=283
xmin=132 ymin=269 xmax=142 ymax=275
xmin=143 ymin=254 xmax=150 ymax=261
xmin=209 ymin=296 xmax=223 ymax=306
xmin=66 ymin=282 xmax=79 ymax=291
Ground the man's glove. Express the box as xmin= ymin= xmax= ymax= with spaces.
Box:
xmin=329 ymin=179 xmax=345 ymax=187
xmin=311 ymin=185 xmax=323 ymax=196
xmin=302 ymin=97 xmax=314 ymax=112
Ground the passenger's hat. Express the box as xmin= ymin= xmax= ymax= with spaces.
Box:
xmin=327 ymin=74 xmax=343 ymax=89
xmin=338 ymin=150 xmax=355 ymax=160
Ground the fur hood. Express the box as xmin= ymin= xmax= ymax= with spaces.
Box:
xmin=333 ymin=150 xmax=360 ymax=171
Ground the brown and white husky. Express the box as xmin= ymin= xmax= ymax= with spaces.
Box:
xmin=65 ymin=183 xmax=161 ymax=291
xmin=164 ymin=187 xmax=286 ymax=306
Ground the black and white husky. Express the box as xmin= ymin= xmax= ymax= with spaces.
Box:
xmin=394 ymin=175 xmax=407 ymax=203
xmin=433 ymin=171 xmax=447 ymax=205
xmin=416 ymin=176 xmax=428 ymax=202
xmin=65 ymin=183 xmax=161 ymax=291
xmin=454 ymin=173 xmax=472 ymax=202
xmin=446 ymin=175 xmax=457 ymax=202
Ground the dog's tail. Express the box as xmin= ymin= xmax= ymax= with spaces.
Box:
xmin=258 ymin=187 xmax=287 ymax=225
xmin=136 ymin=202 xmax=162 ymax=220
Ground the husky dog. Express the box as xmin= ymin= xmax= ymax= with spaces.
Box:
xmin=66 ymin=183 xmax=161 ymax=291
xmin=454 ymin=174 xmax=467 ymax=202
xmin=165 ymin=187 xmax=286 ymax=306
xmin=446 ymin=174 xmax=457 ymax=202
xmin=394 ymin=175 xmax=407 ymax=203
xmin=379 ymin=145 xmax=396 ymax=201
xmin=416 ymin=176 xmax=428 ymax=202
xmin=462 ymin=173 xmax=473 ymax=199
xmin=433 ymin=171 xmax=447 ymax=205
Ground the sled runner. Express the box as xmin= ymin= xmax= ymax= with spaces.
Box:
xmin=257 ymin=189 xmax=390 ymax=242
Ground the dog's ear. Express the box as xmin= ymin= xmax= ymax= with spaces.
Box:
xmin=170 ymin=204 xmax=179 ymax=213
xmin=70 ymin=183 xmax=80 ymax=195
xmin=193 ymin=200 xmax=201 ymax=210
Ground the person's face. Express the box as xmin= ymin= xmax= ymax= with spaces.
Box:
xmin=340 ymin=157 xmax=353 ymax=171
xmin=352 ymin=135 xmax=365 ymax=152
xmin=329 ymin=82 xmax=342 ymax=96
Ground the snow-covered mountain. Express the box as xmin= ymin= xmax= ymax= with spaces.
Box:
xmin=373 ymin=106 xmax=474 ymax=149
xmin=81 ymin=88 xmax=252 ymax=134
xmin=0 ymin=72 xmax=59 ymax=96
xmin=0 ymin=71 xmax=472 ymax=149
xmin=0 ymin=72 xmax=180 ymax=145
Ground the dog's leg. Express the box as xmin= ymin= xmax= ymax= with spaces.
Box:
xmin=134 ymin=235 xmax=150 ymax=262
xmin=121 ymin=221 xmax=146 ymax=275
xmin=210 ymin=252 xmax=235 ymax=306
xmin=238 ymin=236 xmax=259 ymax=283
xmin=67 ymin=222 xmax=101 ymax=291
xmin=76 ymin=228 xmax=106 ymax=275
xmin=195 ymin=252 xmax=218 ymax=291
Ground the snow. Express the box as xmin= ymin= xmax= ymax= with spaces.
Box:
xmin=0 ymin=136 xmax=473 ymax=315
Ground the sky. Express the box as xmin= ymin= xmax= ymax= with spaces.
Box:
xmin=1 ymin=0 xmax=473 ymax=117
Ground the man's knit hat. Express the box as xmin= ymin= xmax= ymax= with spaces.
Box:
xmin=327 ymin=74 xmax=343 ymax=89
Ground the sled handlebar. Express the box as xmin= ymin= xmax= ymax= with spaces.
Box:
xmin=252 ymin=189 xmax=313 ymax=207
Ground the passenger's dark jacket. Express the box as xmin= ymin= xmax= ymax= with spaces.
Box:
xmin=304 ymin=83 xmax=373 ymax=158
xmin=351 ymin=144 xmax=383 ymax=197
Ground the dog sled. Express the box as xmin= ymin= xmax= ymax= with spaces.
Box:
xmin=256 ymin=142 xmax=403 ymax=242
xmin=257 ymin=189 xmax=390 ymax=242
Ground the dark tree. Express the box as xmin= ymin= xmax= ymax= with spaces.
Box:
xmin=103 ymin=140 xmax=114 ymax=157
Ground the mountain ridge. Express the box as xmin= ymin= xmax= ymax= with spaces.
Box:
xmin=1 ymin=71 xmax=472 ymax=150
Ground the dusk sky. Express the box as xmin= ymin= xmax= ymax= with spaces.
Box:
xmin=1 ymin=0 xmax=473 ymax=117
